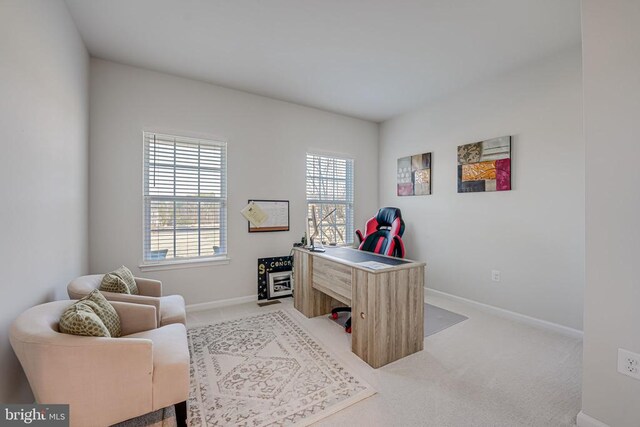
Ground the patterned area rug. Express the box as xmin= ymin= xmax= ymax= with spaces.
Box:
xmin=112 ymin=406 xmax=176 ymax=427
xmin=187 ymin=310 xmax=375 ymax=426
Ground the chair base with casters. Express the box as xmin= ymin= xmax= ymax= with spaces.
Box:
xmin=333 ymin=207 xmax=406 ymax=334
xmin=330 ymin=307 xmax=352 ymax=333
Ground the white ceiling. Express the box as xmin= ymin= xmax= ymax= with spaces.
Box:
xmin=65 ymin=0 xmax=581 ymax=122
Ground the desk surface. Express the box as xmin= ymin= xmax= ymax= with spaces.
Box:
xmin=294 ymin=246 xmax=425 ymax=273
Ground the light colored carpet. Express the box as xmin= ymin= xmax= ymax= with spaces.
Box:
xmin=188 ymin=296 xmax=582 ymax=427
xmin=187 ymin=310 xmax=375 ymax=426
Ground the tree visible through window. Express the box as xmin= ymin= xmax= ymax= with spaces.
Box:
xmin=306 ymin=153 xmax=354 ymax=245
xmin=143 ymin=132 xmax=227 ymax=263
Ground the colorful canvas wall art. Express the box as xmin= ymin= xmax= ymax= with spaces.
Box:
xmin=397 ymin=152 xmax=432 ymax=196
xmin=457 ymin=136 xmax=511 ymax=193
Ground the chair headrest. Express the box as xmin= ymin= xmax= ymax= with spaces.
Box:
xmin=376 ymin=207 xmax=402 ymax=227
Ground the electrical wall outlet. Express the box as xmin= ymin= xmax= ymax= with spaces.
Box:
xmin=491 ymin=270 xmax=501 ymax=282
xmin=618 ymin=348 xmax=640 ymax=380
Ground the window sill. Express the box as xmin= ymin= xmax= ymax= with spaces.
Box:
xmin=139 ymin=256 xmax=230 ymax=272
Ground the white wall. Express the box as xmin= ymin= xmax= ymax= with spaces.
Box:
xmin=88 ymin=59 xmax=378 ymax=305
xmin=379 ymin=47 xmax=584 ymax=330
xmin=580 ymin=1 xmax=640 ymax=426
xmin=0 ymin=0 xmax=89 ymax=402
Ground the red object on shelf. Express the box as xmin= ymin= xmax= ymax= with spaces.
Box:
xmin=331 ymin=312 xmax=339 ymax=320
xmin=346 ymin=326 xmax=352 ymax=334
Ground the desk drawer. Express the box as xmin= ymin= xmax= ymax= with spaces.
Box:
xmin=312 ymin=257 xmax=352 ymax=306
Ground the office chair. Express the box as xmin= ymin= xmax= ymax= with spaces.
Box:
xmin=331 ymin=207 xmax=406 ymax=333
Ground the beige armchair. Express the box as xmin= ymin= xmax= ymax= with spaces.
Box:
xmin=10 ymin=300 xmax=189 ymax=427
xmin=67 ymin=274 xmax=186 ymax=327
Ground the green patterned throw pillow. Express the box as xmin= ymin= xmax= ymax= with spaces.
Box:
xmin=79 ymin=289 xmax=122 ymax=337
xmin=100 ymin=266 xmax=138 ymax=295
xmin=59 ymin=302 xmax=111 ymax=337
xmin=100 ymin=272 xmax=130 ymax=294
xmin=112 ymin=265 xmax=138 ymax=295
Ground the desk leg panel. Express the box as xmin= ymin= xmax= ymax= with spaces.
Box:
xmin=352 ymin=266 xmax=424 ymax=368
xmin=352 ymin=269 xmax=370 ymax=362
xmin=294 ymin=250 xmax=334 ymax=317
xmin=410 ymin=267 xmax=425 ymax=353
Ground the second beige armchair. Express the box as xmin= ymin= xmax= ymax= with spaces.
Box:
xmin=68 ymin=274 xmax=186 ymax=327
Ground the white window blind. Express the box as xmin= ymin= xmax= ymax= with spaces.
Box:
xmin=306 ymin=153 xmax=354 ymax=245
xmin=143 ymin=132 xmax=227 ymax=263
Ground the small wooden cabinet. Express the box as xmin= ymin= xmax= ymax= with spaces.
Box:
xmin=293 ymin=247 xmax=425 ymax=368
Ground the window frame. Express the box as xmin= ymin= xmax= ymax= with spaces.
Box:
xmin=140 ymin=131 xmax=229 ymax=270
xmin=305 ymin=152 xmax=355 ymax=246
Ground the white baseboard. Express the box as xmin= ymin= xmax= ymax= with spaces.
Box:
xmin=186 ymin=294 xmax=258 ymax=313
xmin=576 ymin=411 xmax=609 ymax=427
xmin=426 ymin=287 xmax=583 ymax=339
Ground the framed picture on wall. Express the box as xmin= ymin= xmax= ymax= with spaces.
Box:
xmin=247 ymin=199 xmax=290 ymax=232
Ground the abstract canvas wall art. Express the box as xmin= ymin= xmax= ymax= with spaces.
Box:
xmin=457 ymin=136 xmax=511 ymax=193
xmin=397 ymin=152 xmax=431 ymax=196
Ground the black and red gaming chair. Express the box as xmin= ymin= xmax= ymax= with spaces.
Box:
xmin=355 ymin=207 xmax=405 ymax=258
xmin=331 ymin=207 xmax=406 ymax=333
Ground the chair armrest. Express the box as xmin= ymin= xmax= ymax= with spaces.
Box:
xmin=135 ymin=277 xmax=162 ymax=297
xmin=111 ymin=302 xmax=157 ymax=335
xmin=100 ymin=292 xmax=161 ymax=325
xmin=393 ymin=235 xmax=405 ymax=258
xmin=355 ymin=229 xmax=364 ymax=245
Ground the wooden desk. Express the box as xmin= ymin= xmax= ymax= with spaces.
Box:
xmin=293 ymin=247 xmax=425 ymax=368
